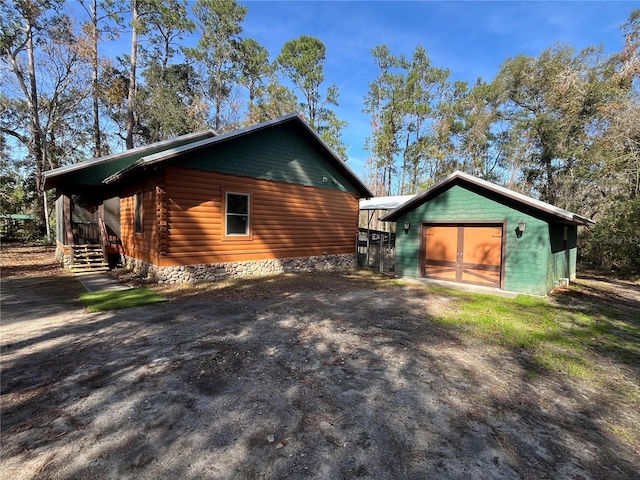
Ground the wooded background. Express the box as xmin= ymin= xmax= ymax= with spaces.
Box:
xmin=1 ymin=1 xmax=638 ymax=274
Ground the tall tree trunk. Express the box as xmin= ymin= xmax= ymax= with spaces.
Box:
xmin=541 ymin=152 xmax=554 ymax=204
xmin=27 ymin=21 xmax=43 ymax=191
xmin=126 ymin=0 xmax=138 ymax=150
xmin=91 ymin=0 xmax=101 ymax=157
xmin=26 ymin=16 xmax=50 ymax=239
xmin=400 ymin=129 xmax=410 ymax=194
xmin=214 ymin=98 xmax=221 ymax=132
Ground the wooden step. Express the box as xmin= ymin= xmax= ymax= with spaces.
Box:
xmin=73 ymin=254 xmax=105 ymax=261
xmin=69 ymin=263 xmax=109 ymax=269
xmin=70 ymin=244 xmax=109 ymax=272
xmin=70 ymin=264 xmax=109 ymax=273
xmin=72 ymin=253 xmax=105 ymax=259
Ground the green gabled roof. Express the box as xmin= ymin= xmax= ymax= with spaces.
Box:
xmin=102 ymin=114 xmax=373 ymax=198
xmin=381 ymin=171 xmax=594 ymax=226
xmin=44 ymin=114 xmax=374 ymax=198
xmin=43 ymin=130 xmax=215 ymax=190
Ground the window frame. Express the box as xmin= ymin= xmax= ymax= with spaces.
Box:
xmin=223 ymin=191 xmax=252 ymax=239
xmin=134 ymin=191 xmax=143 ymax=234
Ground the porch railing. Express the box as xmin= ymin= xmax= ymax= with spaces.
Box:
xmin=71 ymin=221 xmax=100 ymax=245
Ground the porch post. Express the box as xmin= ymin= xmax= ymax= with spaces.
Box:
xmin=63 ymin=194 xmax=74 ymax=266
xmin=64 ymin=194 xmax=73 ymax=246
xmin=98 ymin=203 xmax=109 ymax=263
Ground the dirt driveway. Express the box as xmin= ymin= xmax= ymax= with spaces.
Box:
xmin=1 ymin=245 xmax=639 ymax=479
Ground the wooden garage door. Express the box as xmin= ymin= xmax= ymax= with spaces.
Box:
xmin=423 ymin=224 xmax=503 ymax=288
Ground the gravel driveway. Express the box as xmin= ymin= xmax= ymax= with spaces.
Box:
xmin=2 ymin=245 xmax=639 ymax=479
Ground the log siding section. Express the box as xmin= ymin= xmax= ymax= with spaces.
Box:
xmin=160 ymin=166 xmax=359 ymax=267
xmin=121 ymin=179 xmax=158 ymax=264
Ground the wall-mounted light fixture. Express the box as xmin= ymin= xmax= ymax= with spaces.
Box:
xmin=403 ymin=221 xmax=411 ymax=234
xmin=517 ymin=220 xmax=527 ymax=233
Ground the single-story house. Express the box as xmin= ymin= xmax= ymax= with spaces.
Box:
xmin=381 ymin=171 xmax=595 ymax=295
xmin=43 ymin=114 xmax=373 ymax=282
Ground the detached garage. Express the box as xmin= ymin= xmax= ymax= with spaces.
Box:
xmin=381 ymin=171 xmax=594 ymax=296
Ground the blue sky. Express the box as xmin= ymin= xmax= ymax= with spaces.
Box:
xmin=237 ymin=1 xmax=635 ymax=176
xmin=62 ymin=1 xmax=635 ymax=174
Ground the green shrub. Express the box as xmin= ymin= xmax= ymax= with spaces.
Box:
xmin=581 ymin=199 xmax=640 ymax=276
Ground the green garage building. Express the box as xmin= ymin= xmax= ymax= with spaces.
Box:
xmin=381 ymin=171 xmax=594 ymax=296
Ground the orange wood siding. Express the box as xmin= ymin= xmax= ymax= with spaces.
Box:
xmin=160 ymin=166 xmax=359 ymax=266
xmin=120 ymin=180 xmax=158 ymax=264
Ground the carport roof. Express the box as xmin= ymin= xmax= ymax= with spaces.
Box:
xmin=359 ymin=195 xmax=416 ymax=211
xmin=380 ymin=171 xmax=595 ymax=226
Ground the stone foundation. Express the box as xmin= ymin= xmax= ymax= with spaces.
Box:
xmin=123 ymin=253 xmax=356 ymax=284
xmin=55 ymin=245 xmax=71 ymax=268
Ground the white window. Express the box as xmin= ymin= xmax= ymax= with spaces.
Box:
xmin=225 ymin=192 xmax=250 ymax=236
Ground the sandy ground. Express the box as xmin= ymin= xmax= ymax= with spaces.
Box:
xmin=1 ymin=244 xmax=639 ymax=479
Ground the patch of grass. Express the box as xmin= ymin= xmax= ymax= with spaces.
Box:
xmin=80 ymin=287 xmax=167 ymax=312
xmin=535 ymin=349 xmax=592 ymax=378
xmin=433 ymin=288 xmax=640 ymax=384
xmin=606 ymin=422 xmax=640 ymax=450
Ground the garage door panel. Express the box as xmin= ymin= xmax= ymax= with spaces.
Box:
xmin=425 ymin=227 xmax=457 ymax=262
xmin=461 ymin=267 xmax=501 ymax=287
xmin=462 ymin=226 xmax=502 ymax=266
xmin=424 ymin=264 xmax=457 ymax=281
xmin=424 ymin=226 xmax=458 ymax=280
xmin=423 ymin=223 xmax=503 ymax=289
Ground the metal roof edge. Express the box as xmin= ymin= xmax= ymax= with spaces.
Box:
xmin=380 ymin=171 xmax=460 ymax=221
xmin=572 ymin=213 xmax=596 ymax=226
xmin=293 ymin=115 xmax=374 ymax=198
xmin=122 ymin=114 xmax=304 ymax=170
xmin=360 ymin=195 xmax=416 ymax=210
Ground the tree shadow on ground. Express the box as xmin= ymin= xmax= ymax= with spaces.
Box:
xmin=550 ymin=281 xmax=640 ymax=374
xmin=2 ymin=271 xmax=639 ymax=479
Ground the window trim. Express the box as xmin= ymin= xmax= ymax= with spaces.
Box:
xmin=223 ymin=191 xmax=252 ymax=240
xmin=134 ymin=191 xmax=143 ymax=234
